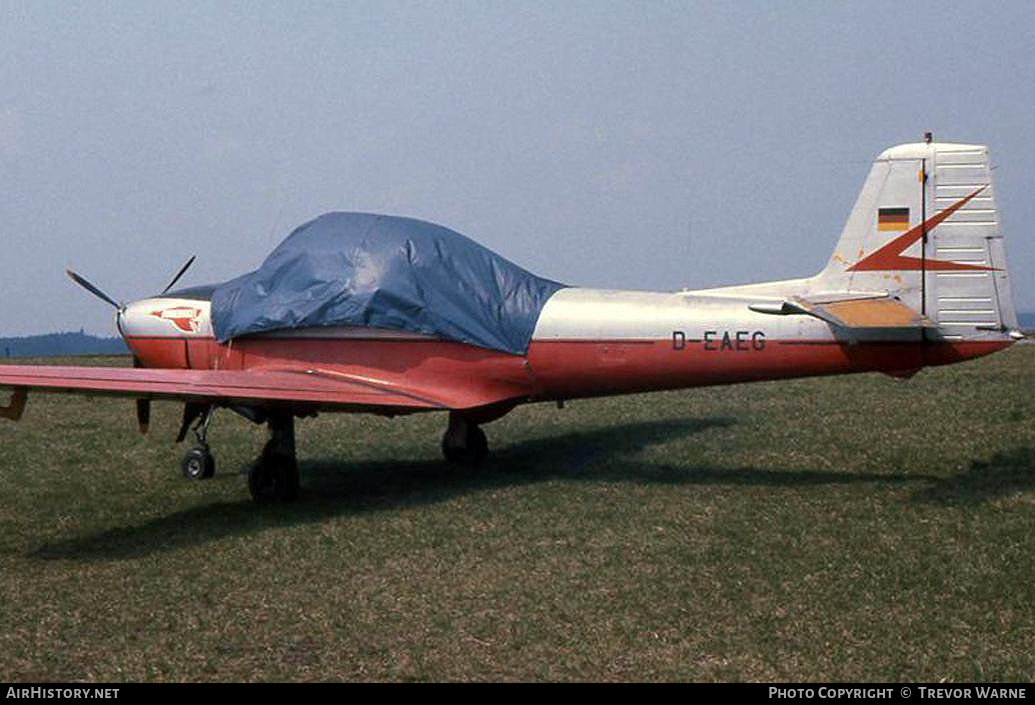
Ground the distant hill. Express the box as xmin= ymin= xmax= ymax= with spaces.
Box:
xmin=0 ymin=331 xmax=129 ymax=358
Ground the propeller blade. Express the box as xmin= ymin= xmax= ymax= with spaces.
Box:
xmin=162 ymin=255 xmax=196 ymax=295
xmin=66 ymin=270 xmax=121 ymax=309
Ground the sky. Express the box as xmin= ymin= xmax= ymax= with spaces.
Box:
xmin=2 ymin=1 xmax=1034 ymax=335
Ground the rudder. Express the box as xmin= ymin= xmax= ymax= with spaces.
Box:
xmin=815 ymin=140 xmax=1019 ymax=340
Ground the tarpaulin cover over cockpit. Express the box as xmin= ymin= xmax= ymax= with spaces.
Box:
xmin=210 ymin=213 xmax=566 ymax=355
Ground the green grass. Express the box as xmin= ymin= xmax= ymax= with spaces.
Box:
xmin=1 ymin=347 xmax=1034 ymax=681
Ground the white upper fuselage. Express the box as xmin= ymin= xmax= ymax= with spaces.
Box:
xmin=121 ymin=285 xmax=837 ymax=346
xmin=529 ymin=287 xmax=833 ymax=342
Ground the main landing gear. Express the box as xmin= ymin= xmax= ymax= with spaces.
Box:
xmin=441 ymin=412 xmax=488 ymax=466
xmin=247 ymin=413 xmax=299 ymax=503
xmin=175 ymin=404 xmax=300 ymax=503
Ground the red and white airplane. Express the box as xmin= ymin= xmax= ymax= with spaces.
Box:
xmin=0 ymin=138 xmax=1022 ymax=502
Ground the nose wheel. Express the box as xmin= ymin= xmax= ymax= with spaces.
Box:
xmin=177 ymin=403 xmax=216 ymax=480
xmin=181 ymin=446 xmax=215 ymax=479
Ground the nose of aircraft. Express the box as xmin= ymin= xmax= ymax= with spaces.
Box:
xmin=120 ymin=297 xmax=212 ymax=338
xmin=67 ymin=255 xmax=199 ymax=340
xmin=117 ymin=296 xmax=212 ymax=371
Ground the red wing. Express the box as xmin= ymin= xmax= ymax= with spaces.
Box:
xmin=0 ymin=364 xmax=455 ymax=412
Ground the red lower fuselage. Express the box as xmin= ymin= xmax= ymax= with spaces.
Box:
xmin=124 ymin=333 xmax=1011 ymax=414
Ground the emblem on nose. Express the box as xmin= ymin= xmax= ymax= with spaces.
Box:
xmin=148 ymin=306 xmax=201 ymax=333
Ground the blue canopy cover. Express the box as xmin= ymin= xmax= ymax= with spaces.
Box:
xmin=210 ymin=213 xmax=566 ymax=355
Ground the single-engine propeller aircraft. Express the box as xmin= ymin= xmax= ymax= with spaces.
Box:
xmin=0 ymin=138 xmax=1023 ymax=502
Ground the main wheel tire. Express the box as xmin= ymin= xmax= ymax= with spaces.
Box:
xmin=181 ymin=446 xmax=215 ymax=480
xmin=248 ymin=444 xmax=299 ymax=503
xmin=442 ymin=425 xmax=488 ymax=466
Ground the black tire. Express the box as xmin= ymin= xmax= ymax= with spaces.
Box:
xmin=442 ymin=425 xmax=488 ymax=466
xmin=442 ymin=441 xmax=464 ymax=464
xmin=181 ymin=446 xmax=215 ymax=480
xmin=467 ymin=425 xmax=488 ymax=464
xmin=248 ymin=443 xmax=299 ymax=503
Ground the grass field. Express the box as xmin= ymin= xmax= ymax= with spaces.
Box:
xmin=1 ymin=347 xmax=1034 ymax=682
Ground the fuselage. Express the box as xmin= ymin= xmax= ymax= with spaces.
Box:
xmin=113 ymin=141 xmax=1021 ymax=415
xmin=119 ymin=285 xmax=1013 ymax=413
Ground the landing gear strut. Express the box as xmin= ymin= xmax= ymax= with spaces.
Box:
xmin=179 ymin=404 xmax=215 ymax=480
xmin=441 ymin=412 xmax=488 ymax=465
xmin=248 ymin=412 xmax=299 ymax=503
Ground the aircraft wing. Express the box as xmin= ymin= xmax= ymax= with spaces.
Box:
xmin=749 ymin=294 xmax=933 ymax=330
xmin=0 ymin=364 xmax=467 ymax=417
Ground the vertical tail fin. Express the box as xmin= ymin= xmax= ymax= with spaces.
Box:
xmin=815 ymin=141 xmax=1019 ymax=339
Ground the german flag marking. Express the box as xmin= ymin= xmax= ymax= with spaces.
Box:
xmin=877 ymin=207 xmax=909 ymax=231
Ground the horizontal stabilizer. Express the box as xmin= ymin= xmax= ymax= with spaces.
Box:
xmin=750 ymin=294 xmax=933 ymax=330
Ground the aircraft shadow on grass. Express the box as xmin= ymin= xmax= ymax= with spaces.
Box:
xmin=909 ymin=446 xmax=1035 ymax=506
xmin=34 ymin=418 xmax=1029 ymax=561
